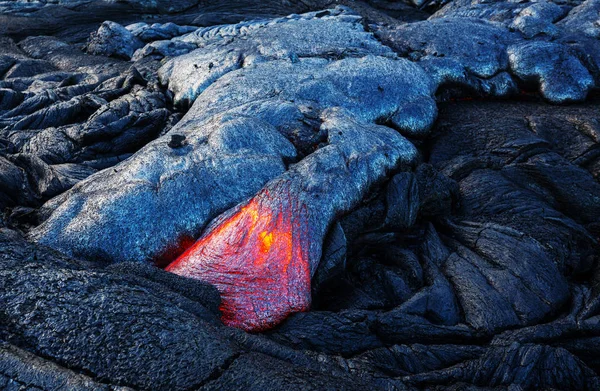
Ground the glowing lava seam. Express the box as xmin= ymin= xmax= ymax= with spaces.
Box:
xmin=166 ymin=183 xmax=311 ymax=332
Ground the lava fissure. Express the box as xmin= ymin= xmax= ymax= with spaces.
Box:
xmin=167 ymin=182 xmax=312 ymax=331
xmin=167 ymin=108 xmax=418 ymax=331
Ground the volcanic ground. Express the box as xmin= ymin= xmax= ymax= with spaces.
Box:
xmin=1 ymin=0 xmax=600 ymax=390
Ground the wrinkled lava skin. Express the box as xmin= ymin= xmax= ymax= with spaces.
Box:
xmin=167 ymin=183 xmax=311 ymax=332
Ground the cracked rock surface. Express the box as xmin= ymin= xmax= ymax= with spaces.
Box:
xmin=1 ymin=0 xmax=600 ymax=390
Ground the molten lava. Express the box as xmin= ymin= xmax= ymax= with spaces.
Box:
xmin=166 ymin=183 xmax=311 ymax=332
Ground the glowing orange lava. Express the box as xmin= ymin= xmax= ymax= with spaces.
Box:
xmin=166 ymin=183 xmax=311 ymax=332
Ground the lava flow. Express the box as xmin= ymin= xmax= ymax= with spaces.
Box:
xmin=166 ymin=182 xmax=311 ymax=332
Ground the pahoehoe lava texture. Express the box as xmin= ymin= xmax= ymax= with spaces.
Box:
xmin=166 ymin=109 xmax=417 ymax=331
xmin=2 ymin=0 xmax=600 ymax=390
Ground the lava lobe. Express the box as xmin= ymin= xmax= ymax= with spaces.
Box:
xmin=167 ymin=183 xmax=311 ymax=332
xmin=166 ymin=108 xmax=418 ymax=331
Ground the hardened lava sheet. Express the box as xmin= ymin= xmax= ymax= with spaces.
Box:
xmin=1 ymin=0 xmax=600 ymax=390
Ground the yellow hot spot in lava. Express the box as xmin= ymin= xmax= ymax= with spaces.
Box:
xmin=245 ymin=204 xmax=259 ymax=224
xmin=167 ymin=185 xmax=312 ymax=331
xmin=259 ymin=231 xmax=274 ymax=253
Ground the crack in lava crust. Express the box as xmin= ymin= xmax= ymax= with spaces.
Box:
xmin=166 ymin=182 xmax=311 ymax=332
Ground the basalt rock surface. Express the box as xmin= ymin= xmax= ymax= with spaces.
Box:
xmin=2 ymin=1 xmax=600 ymax=390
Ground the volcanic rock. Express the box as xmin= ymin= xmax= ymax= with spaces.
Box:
xmin=508 ymin=41 xmax=594 ymax=103
xmin=2 ymin=1 xmax=600 ymax=390
xmin=86 ymin=21 xmax=144 ymax=60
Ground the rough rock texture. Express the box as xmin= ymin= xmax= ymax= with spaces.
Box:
xmin=0 ymin=229 xmax=235 ymax=390
xmin=85 ymin=21 xmax=144 ymax=60
xmin=0 ymin=342 xmax=133 ymax=391
xmin=376 ymin=17 xmax=516 ymax=79
xmin=2 ymin=0 xmax=600 ymax=390
xmin=376 ymin=8 xmax=599 ymax=102
xmin=0 ymin=228 xmax=376 ymax=390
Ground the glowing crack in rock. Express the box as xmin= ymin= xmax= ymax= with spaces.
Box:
xmin=167 ymin=108 xmax=418 ymax=331
xmin=167 ymin=184 xmax=311 ymax=331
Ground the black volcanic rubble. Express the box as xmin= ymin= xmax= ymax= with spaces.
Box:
xmin=1 ymin=0 xmax=600 ymax=390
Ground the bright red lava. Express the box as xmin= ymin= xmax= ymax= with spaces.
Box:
xmin=166 ymin=185 xmax=311 ymax=332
